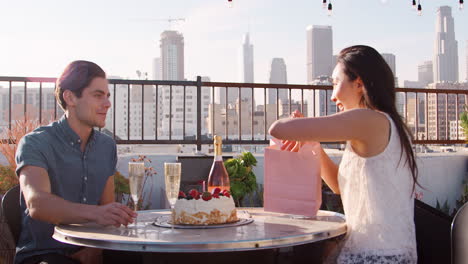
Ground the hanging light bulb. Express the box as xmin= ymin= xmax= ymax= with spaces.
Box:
xmin=460 ymin=0 xmax=464 ymax=10
xmin=327 ymin=1 xmax=333 ymax=16
xmin=417 ymin=3 xmax=422 ymax=15
xmin=322 ymin=0 xmax=327 ymax=9
xmin=228 ymin=0 xmax=233 ymax=8
xmin=412 ymin=0 xmax=417 ymax=9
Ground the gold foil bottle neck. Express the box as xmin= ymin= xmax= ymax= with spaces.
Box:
xmin=214 ymin=135 xmax=222 ymax=156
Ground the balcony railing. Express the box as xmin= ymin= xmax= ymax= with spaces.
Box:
xmin=0 ymin=76 xmax=467 ymax=150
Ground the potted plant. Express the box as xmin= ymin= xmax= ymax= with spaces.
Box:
xmin=0 ymin=119 xmax=43 ymax=195
xmin=0 ymin=118 xmax=42 ymax=262
xmin=224 ymin=152 xmax=257 ymax=207
xmin=114 ymin=170 xmax=130 ymax=205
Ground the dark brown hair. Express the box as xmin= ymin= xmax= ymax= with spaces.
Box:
xmin=337 ymin=45 xmax=419 ymax=192
xmin=55 ymin=60 xmax=106 ymax=110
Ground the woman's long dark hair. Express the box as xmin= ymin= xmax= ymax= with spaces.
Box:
xmin=337 ymin=45 xmax=419 ymax=193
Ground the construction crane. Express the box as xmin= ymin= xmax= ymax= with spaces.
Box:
xmin=153 ymin=18 xmax=186 ymax=30
xmin=132 ymin=17 xmax=185 ymax=30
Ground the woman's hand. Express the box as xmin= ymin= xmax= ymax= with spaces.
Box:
xmin=280 ymin=140 xmax=303 ymax=152
xmin=280 ymin=110 xmax=304 ymax=152
xmin=291 ymin=110 xmax=304 ymax=118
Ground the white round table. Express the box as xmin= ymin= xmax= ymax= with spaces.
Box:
xmin=53 ymin=208 xmax=346 ymax=253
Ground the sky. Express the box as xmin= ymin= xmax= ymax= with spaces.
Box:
xmin=0 ymin=0 xmax=467 ymax=87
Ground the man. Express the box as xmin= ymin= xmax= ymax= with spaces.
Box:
xmin=15 ymin=61 xmax=136 ymax=264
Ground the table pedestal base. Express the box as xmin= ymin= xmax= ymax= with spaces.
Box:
xmin=103 ymin=237 xmax=344 ymax=264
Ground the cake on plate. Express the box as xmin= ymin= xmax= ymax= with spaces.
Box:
xmin=172 ymin=188 xmax=238 ymax=225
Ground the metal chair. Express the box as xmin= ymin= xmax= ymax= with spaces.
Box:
xmin=452 ymin=202 xmax=468 ymax=264
xmin=1 ymin=185 xmax=21 ymax=246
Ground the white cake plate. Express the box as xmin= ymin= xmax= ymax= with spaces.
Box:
xmin=153 ymin=214 xmax=254 ymax=229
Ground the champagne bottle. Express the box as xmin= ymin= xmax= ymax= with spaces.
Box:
xmin=207 ymin=135 xmax=230 ymax=192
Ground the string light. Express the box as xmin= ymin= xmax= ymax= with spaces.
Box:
xmin=316 ymin=0 xmax=462 ymax=16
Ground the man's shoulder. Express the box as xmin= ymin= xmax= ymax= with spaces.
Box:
xmin=21 ymin=124 xmax=56 ymax=144
xmin=94 ymin=130 xmax=117 ymax=147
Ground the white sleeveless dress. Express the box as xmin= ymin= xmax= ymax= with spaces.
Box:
xmin=333 ymin=113 xmax=417 ymax=263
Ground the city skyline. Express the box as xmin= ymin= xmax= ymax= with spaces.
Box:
xmin=0 ymin=0 xmax=467 ymax=86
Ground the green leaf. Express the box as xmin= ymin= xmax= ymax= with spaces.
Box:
xmin=223 ymin=152 xmax=257 ymax=204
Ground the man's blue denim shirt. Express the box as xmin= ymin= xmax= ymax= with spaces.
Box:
xmin=14 ymin=115 xmax=117 ymax=264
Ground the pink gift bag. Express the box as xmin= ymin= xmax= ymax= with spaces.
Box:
xmin=264 ymin=139 xmax=322 ymax=217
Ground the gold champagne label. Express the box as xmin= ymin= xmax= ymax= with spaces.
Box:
xmin=214 ymin=135 xmax=222 ymax=156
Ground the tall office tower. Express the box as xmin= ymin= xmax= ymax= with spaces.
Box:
xmin=160 ymin=30 xmax=184 ymax=81
xmin=306 ymin=25 xmax=333 ymax=84
xmin=0 ymin=86 xmax=57 ymax=128
xmin=381 ymin=53 xmax=398 ymax=86
xmin=217 ymin=33 xmax=254 ymax=109
xmin=332 ymin=55 xmax=337 ymax=68
xmin=159 ymin=30 xmax=187 ymax=138
xmin=381 ymin=53 xmax=396 ymax=77
xmin=427 ymin=82 xmax=467 ymax=140
xmin=159 ymin=76 xmax=212 ymax=139
xmin=128 ymin=84 xmax=156 ymax=139
xmin=267 ymin=58 xmax=288 ymax=105
xmin=103 ymin=77 xmax=130 ymax=139
xmin=466 ymin=40 xmax=468 ymax=81
xmin=309 ymin=76 xmax=336 ymax=117
xmin=418 ymin=61 xmax=434 ymax=87
xmin=433 ymin=6 xmax=458 ymax=83
xmin=241 ymin=33 xmax=254 ymax=83
xmin=152 ymin=57 xmax=162 ymax=80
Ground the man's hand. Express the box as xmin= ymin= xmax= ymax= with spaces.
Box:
xmin=92 ymin=202 xmax=137 ymax=227
xmin=71 ymin=247 xmax=102 ymax=264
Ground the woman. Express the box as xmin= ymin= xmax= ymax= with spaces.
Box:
xmin=269 ymin=45 xmax=418 ymax=263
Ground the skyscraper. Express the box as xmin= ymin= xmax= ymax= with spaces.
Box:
xmin=381 ymin=53 xmax=398 ymax=86
xmin=241 ymin=33 xmax=254 ymax=83
xmin=159 ymin=30 xmax=188 ymax=138
xmin=152 ymin=57 xmax=162 ymax=80
xmin=418 ymin=61 xmax=433 ymax=86
xmin=381 ymin=53 xmax=396 ymax=76
xmin=160 ymin=30 xmax=184 ymax=81
xmin=466 ymin=40 xmax=468 ymax=81
xmin=267 ymin=58 xmax=288 ymax=105
xmin=433 ymin=6 xmax=458 ymax=83
xmin=217 ymin=33 xmax=254 ymax=108
xmin=306 ymin=25 xmax=333 ymax=84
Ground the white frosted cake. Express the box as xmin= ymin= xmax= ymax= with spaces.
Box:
xmin=173 ymin=188 xmax=238 ymax=225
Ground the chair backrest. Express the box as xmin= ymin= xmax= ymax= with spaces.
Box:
xmin=452 ymin=202 xmax=468 ymax=264
xmin=1 ymin=185 xmax=21 ymax=246
xmin=414 ymin=199 xmax=452 ymax=263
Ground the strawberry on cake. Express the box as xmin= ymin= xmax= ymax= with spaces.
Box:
xmin=172 ymin=188 xmax=238 ymax=225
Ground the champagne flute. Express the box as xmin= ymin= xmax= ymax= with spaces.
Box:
xmin=163 ymin=162 xmax=181 ymax=234
xmin=128 ymin=161 xmax=145 ymax=227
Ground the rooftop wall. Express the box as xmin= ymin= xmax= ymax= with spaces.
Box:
xmin=117 ymin=150 xmax=467 ymax=212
